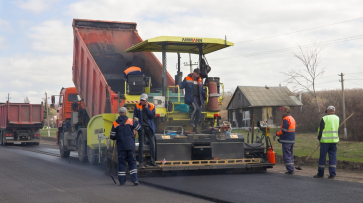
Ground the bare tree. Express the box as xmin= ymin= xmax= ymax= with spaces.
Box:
xmin=284 ymin=45 xmax=325 ymax=113
xmin=24 ymin=97 xmax=30 ymax=103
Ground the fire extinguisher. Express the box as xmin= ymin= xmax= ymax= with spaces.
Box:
xmin=266 ymin=127 xmax=276 ymax=164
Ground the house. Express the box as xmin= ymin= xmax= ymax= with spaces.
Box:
xmin=226 ymin=86 xmax=302 ymax=128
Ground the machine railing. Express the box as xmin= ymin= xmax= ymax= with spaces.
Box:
xmin=219 ymin=83 xmax=225 ymax=105
xmin=167 ymin=86 xmax=181 ymax=104
xmin=204 ymin=86 xmax=209 ymax=104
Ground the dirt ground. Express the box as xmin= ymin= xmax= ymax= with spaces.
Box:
xmin=40 ymin=139 xmax=56 ymax=146
xmin=39 ymin=139 xmax=363 ymax=184
xmin=268 ymin=163 xmax=363 ymax=184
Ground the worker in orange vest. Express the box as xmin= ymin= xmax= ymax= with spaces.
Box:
xmin=275 ymin=106 xmax=296 ymax=175
xmin=123 ymin=62 xmax=143 ymax=80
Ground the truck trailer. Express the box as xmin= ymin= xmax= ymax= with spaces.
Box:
xmin=0 ymin=102 xmax=44 ymax=146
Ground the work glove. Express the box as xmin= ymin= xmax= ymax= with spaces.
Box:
xmin=134 ymin=117 xmax=139 ymax=122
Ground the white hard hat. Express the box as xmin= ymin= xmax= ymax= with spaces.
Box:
xmin=119 ymin=107 xmax=127 ymax=113
xmin=140 ymin=93 xmax=148 ymax=101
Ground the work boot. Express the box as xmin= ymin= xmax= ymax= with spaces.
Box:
xmin=285 ymin=171 xmax=295 ymax=175
xmin=313 ymin=174 xmax=324 ymax=178
xmin=193 ymin=128 xmax=200 ymax=134
xmin=149 ymin=163 xmax=159 ymax=167
xmin=328 ymin=175 xmax=335 ymax=179
xmin=190 ymin=121 xmax=195 ymax=128
xmin=139 ymin=162 xmax=145 ymax=169
xmin=134 ymin=182 xmax=139 ymax=186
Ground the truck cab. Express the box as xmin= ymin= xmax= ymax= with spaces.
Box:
xmin=52 ymin=87 xmax=89 ymax=161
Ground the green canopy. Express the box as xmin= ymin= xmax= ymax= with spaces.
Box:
xmin=125 ymin=36 xmax=234 ymax=54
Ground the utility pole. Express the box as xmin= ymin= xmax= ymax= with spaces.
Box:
xmin=339 ymin=73 xmax=347 ymax=139
xmin=299 ymin=92 xmax=302 ymax=112
xmin=6 ymin=93 xmax=11 ymax=102
xmin=45 ymin=92 xmax=50 ymax=137
xmin=183 ymin=60 xmax=199 ymax=72
xmin=189 ymin=53 xmax=192 ymax=73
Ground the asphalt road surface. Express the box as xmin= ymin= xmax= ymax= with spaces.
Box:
xmin=1 ymin=144 xmax=363 ymax=203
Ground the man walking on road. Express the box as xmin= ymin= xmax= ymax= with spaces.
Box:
xmin=176 ymin=68 xmax=206 ymax=133
xmin=275 ymin=106 xmax=296 ymax=175
xmin=134 ymin=93 xmax=158 ymax=167
xmin=314 ymin=106 xmax=340 ymax=179
xmin=110 ymin=107 xmax=141 ymax=186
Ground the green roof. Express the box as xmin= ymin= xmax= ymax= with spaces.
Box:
xmin=125 ymin=36 xmax=234 ymax=54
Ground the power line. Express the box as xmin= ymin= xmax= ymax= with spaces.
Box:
xmin=346 ymin=80 xmax=362 ymax=86
xmin=210 ymin=34 xmax=363 ymax=60
xmin=316 ymin=80 xmax=339 ymax=85
xmin=234 ymin=16 xmax=363 ymax=44
xmin=345 ymin=71 xmax=363 ymax=75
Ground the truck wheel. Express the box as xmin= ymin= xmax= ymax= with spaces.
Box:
xmin=2 ymin=132 xmax=7 ymax=146
xmin=77 ymin=132 xmax=88 ymax=163
xmin=0 ymin=130 xmax=3 ymax=145
xmin=59 ymin=132 xmax=70 ymax=158
xmin=87 ymin=146 xmax=97 ymax=165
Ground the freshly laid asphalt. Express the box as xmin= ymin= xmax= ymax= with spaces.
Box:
xmin=0 ymin=145 xmax=208 ymax=203
xmin=1 ymin=144 xmax=363 ymax=203
xmin=140 ymin=172 xmax=363 ymax=203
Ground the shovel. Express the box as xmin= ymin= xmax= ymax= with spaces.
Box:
xmin=295 ymin=112 xmax=354 ymax=170
xmin=108 ymin=140 xmax=117 ymax=184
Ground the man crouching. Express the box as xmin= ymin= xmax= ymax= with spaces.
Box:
xmin=110 ymin=107 xmax=141 ymax=186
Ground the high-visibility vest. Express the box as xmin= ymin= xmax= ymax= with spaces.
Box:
xmin=319 ymin=115 xmax=339 ymax=143
xmin=276 ymin=115 xmax=296 ymax=144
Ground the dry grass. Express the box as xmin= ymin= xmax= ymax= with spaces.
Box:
xmin=40 ymin=128 xmax=57 ymax=137
xmin=232 ymin=129 xmax=363 ymax=163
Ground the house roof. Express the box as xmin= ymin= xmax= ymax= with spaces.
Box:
xmin=227 ymin=86 xmax=303 ymax=109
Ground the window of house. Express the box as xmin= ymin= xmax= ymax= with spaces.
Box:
xmin=242 ymin=111 xmax=250 ymax=120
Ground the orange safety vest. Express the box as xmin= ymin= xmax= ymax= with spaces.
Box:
xmin=135 ymin=102 xmax=155 ymax=111
xmin=113 ymin=118 xmax=134 ymax=128
xmin=276 ymin=115 xmax=296 ymax=136
xmin=124 ymin=66 xmax=141 ymax=75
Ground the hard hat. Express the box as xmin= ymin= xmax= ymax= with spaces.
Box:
xmin=119 ymin=107 xmax=127 ymax=113
xmin=140 ymin=93 xmax=148 ymax=101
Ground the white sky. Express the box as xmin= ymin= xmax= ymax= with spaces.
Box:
xmin=0 ymin=0 xmax=363 ymax=103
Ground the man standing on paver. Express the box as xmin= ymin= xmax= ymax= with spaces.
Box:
xmin=110 ymin=107 xmax=141 ymax=186
xmin=176 ymin=68 xmax=206 ymax=133
xmin=134 ymin=93 xmax=158 ymax=167
xmin=314 ymin=106 xmax=340 ymax=179
xmin=275 ymin=106 xmax=296 ymax=175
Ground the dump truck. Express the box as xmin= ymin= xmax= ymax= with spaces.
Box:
xmin=0 ymin=102 xmax=44 ymax=146
xmin=53 ymin=19 xmax=274 ymax=172
xmin=52 ymin=19 xmax=176 ymax=164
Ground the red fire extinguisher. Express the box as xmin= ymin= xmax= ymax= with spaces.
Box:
xmin=267 ymin=147 xmax=276 ymax=164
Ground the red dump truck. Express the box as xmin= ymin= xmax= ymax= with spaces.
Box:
xmin=0 ymin=102 xmax=44 ymax=146
xmin=52 ymin=19 xmax=174 ymax=162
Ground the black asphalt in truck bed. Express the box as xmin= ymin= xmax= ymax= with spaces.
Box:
xmin=0 ymin=145 xmax=209 ymax=203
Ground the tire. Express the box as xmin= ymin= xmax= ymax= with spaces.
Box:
xmin=2 ymin=131 xmax=8 ymax=146
xmin=0 ymin=130 xmax=3 ymax=146
xmin=77 ymin=132 xmax=88 ymax=163
xmin=87 ymin=146 xmax=97 ymax=165
xmin=59 ymin=132 xmax=70 ymax=158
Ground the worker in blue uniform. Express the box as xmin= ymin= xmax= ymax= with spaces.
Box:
xmin=176 ymin=68 xmax=207 ymax=133
xmin=124 ymin=61 xmax=143 ymax=80
xmin=133 ymin=93 xmax=158 ymax=168
xmin=110 ymin=107 xmax=141 ymax=186
xmin=274 ymin=106 xmax=296 ymax=175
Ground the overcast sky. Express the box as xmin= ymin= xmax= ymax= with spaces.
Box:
xmin=0 ymin=0 xmax=363 ymax=103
